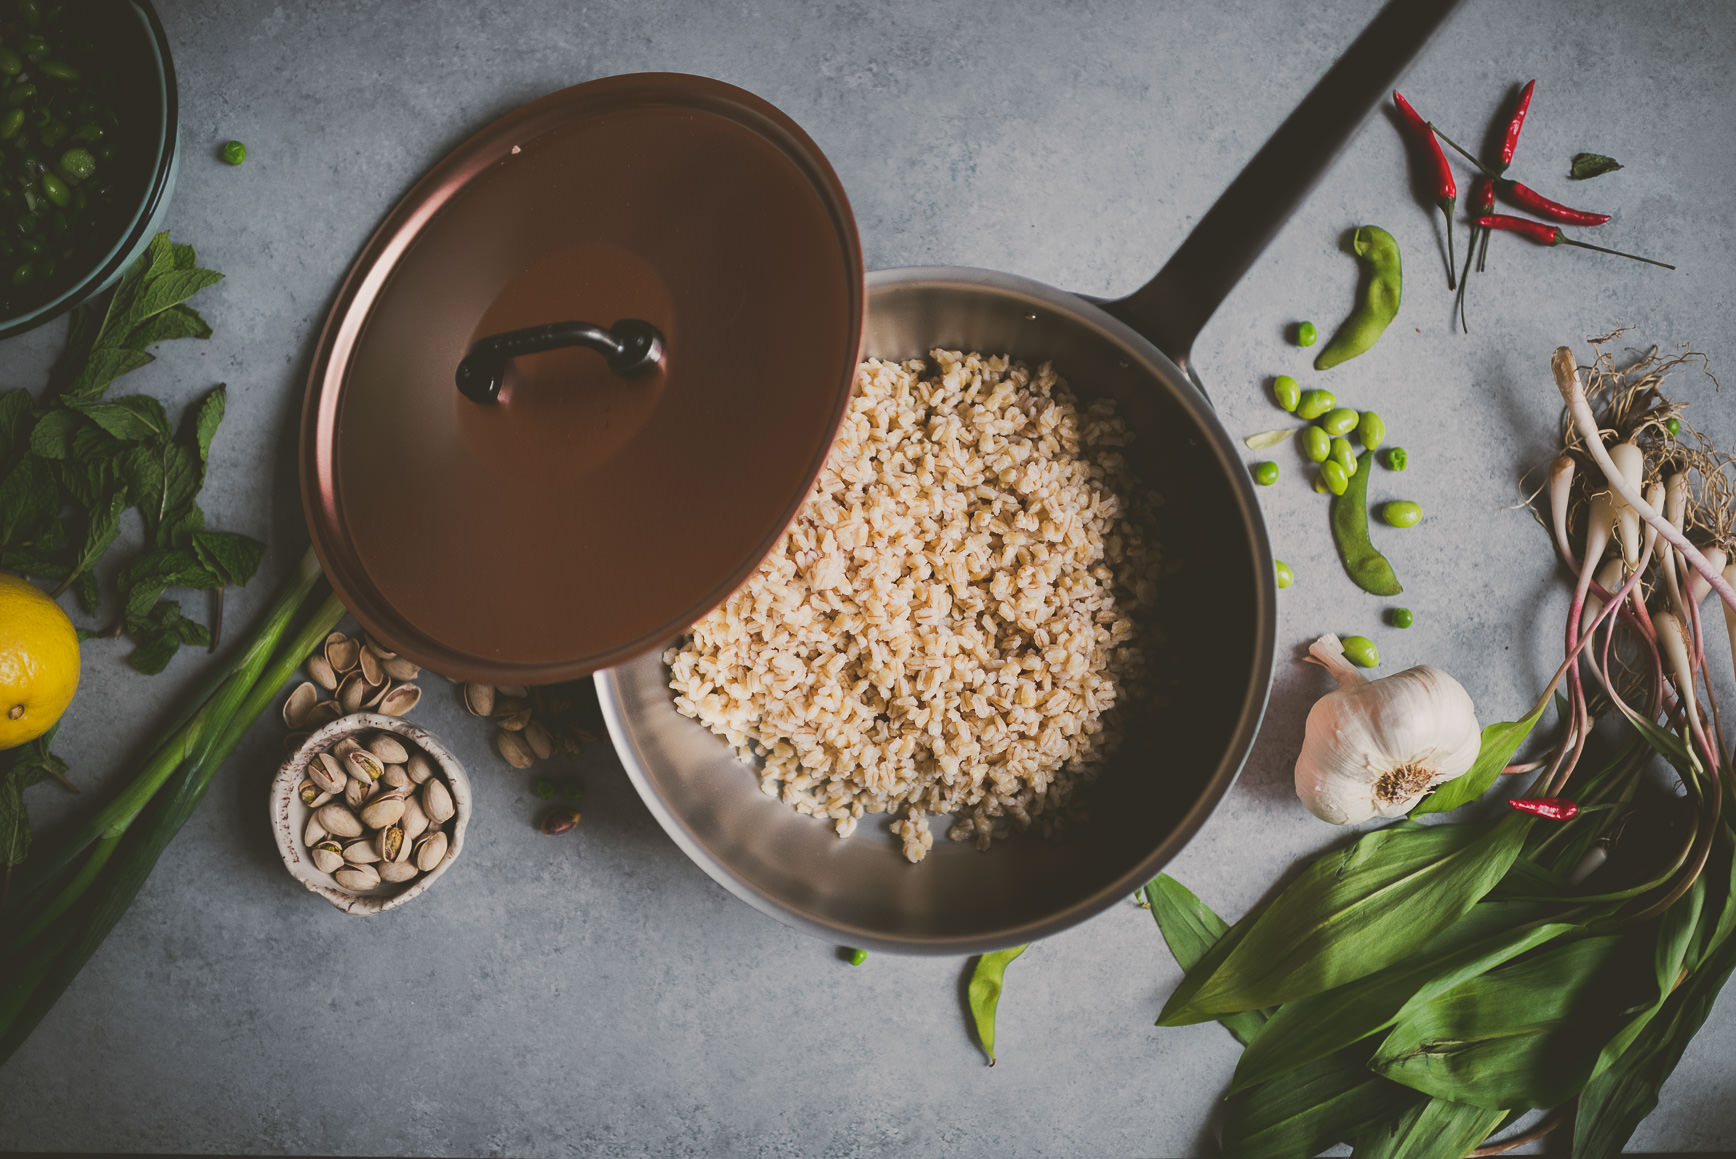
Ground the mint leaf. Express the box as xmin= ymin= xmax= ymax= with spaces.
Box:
xmin=1569 ymin=153 xmax=1623 ymax=180
xmin=73 ymin=395 xmax=173 ymax=443
xmin=124 ymin=598 xmax=211 ymax=674
xmin=27 ymin=408 xmax=79 ymax=459
xmin=0 ymin=388 xmax=32 ymax=446
xmin=127 ymin=303 xmax=211 ymax=349
xmin=189 ymin=384 xmax=226 ymax=465
xmin=0 ymin=455 xmax=57 ymax=550
xmin=64 ymin=492 xmax=126 ymax=611
xmin=189 ymin=530 xmax=264 ymax=587
xmin=63 ymin=346 xmax=157 ymax=403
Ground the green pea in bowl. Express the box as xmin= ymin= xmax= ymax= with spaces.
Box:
xmin=0 ymin=0 xmax=178 ymax=340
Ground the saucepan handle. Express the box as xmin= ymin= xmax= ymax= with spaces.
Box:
xmin=1099 ymin=0 xmax=1463 ymax=399
xmin=456 ymin=319 xmax=665 ymax=403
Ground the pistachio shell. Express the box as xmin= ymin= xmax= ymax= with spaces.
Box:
xmin=308 ymin=751 xmax=347 ymax=795
xmin=314 ymin=802 xmax=364 ymax=838
xmin=304 ymin=815 xmax=328 ymax=846
xmin=382 ymin=763 xmax=410 ymax=791
xmin=414 ymin=829 xmax=449 ymax=872
xmin=421 ymin=777 xmax=455 ymax=824
xmin=497 ymin=684 xmax=528 ymax=698
xmin=343 ymin=776 xmax=371 ymax=809
xmin=377 ymin=859 xmax=420 ymax=883
xmin=405 ymin=751 xmax=435 ymax=784
xmin=333 ymin=863 xmax=380 ymax=891
xmin=359 ymin=790 xmax=408 ymax=829
xmin=491 ymin=698 xmax=531 ymax=731
xmin=399 ymin=794 xmax=430 ymax=840
xmin=495 ymin=728 xmax=534 ymax=769
xmin=347 ymin=750 xmax=384 ymax=782
xmin=307 ymin=654 xmax=339 ymax=691
xmin=523 ymin=720 xmax=554 ymax=761
xmin=338 ymin=672 xmax=368 ymax=715
xmin=310 ymin=842 xmax=345 ymax=874
xmin=333 ymin=736 xmax=363 ymax=758
xmin=376 ymin=823 xmax=407 ymax=863
xmin=325 ymin=632 xmax=360 ymax=674
xmin=382 ymin=655 xmax=421 ymax=681
xmin=462 ymin=682 xmax=495 ymax=717
xmin=358 ymin=646 xmax=383 ymax=686
xmin=362 ymin=634 xmax=397 ymax=660
xmin=379 ymin=684 xmax=421 ymax=716
xmin=343 ymin=836 xmax=381 ymax=864
xmin=282 ymin=682 xmax=319 ymax=729
xmin=307 ymin=699 xmax=344 ymax=728
xmin=367 ymin=734 xmax=409 ymax=765
xmin=363 ymin=678 xmax=393 ymax=709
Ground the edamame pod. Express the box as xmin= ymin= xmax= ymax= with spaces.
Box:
xmin=1315 ymin=226 xmax=1402 ymax=371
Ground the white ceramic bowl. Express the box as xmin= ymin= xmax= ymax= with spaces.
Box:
xmin=269 ymin=713 xmax=471 ymax=915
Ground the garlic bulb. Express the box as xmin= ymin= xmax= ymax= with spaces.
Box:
xmin=1294 ymin=634 xmax=1483 ymax=825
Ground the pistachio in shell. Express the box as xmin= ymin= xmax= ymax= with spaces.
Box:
xmin=495 ymin=728 xmax=534 ymax=769
xmin=367 ymin=734 xmax=409 ymax=765
xmin=325 ymin=632 xmax=361 ymax=674
xmin=376 ymin=823 xmax=408 ymax=863
xmin=523 ymin=720 xmax=554 ymax=761
xmin=405 ymin=751 xmax=435 ymax=784
xmin=347 ymin=750 xmax=385 ymax=783
xmin=310 ymin=841 xmax=345 ymax=874
xmin=399 ymin=794 xmax=430 ymax=840
xmin=462 ymin=682 xmax=495 ymax=717
xmin=333 ymin=863 xmax=380 ymax=891
xmin=308 ymin=751 xmax=347 ymax=795
xmin=307 ymin=653 xmax=339 ymax=691
xmin=282 ymin=682 xmax=319 ymax=729
xmin=343 ymin=836 xmax=382 ymax=865
xmin=379 ymin=684 xmax=421 ymax=716
xmin=421 ymin=777 xmax=455 ymax=825
xmin=358 ymin=646 xmax=384 ymax=687
xmin=491 ymin=698 xmax=531 ymax=732
xmin=337 ymin=672 xmax=368 ymax=716
xmin=314 ymin=802 xmax=364 ymax=838
xmin=382 ymin=763 xmax=411 ymax=791
xmin=298 ymin=780 xmax=331 ymax=809
xmin=309 ymin=700 xmax=346 ymax=728
xmin=343 ymin=775 xmax=372 ymax=809
xmin=413 ymin=829 xmax=449 ymax=872
xmin=332 ymin=736 xmax=364 ymax=759
xmin=304 ymin=815 xmax=328 ymax=847
xmin=359 ymin=790 xmax=408 ymax=830
xmin=377 ymin=859 xmax=419 ymax=884
xmin=363 ymin=633 xmax=397 ymax=660
xmin=382 ymin=654 xmax=420 ymax=682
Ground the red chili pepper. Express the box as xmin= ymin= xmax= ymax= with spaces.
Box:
xmin=1508 ymin=796 xmax=1579 ymax=821
xmin=1393 ymin=91 xmax=1457 ymax=289
xmin=1502 ymin=180 xmax=1610 ymax=227
xmin=1498 ymin=79 xmax=1536 ymax=173
xmin=1476 ymin=215 xmax=1676 ymax=269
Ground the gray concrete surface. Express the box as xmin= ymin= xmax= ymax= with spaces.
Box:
xmin=2 ymin=0 xmax=1734 ymax=1154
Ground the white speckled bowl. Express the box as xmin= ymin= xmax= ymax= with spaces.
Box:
xmin=270 ymin=713 xmax=471 ymax=915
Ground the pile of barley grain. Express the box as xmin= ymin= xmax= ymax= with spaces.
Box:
xmin=666 ymin=350 xmax=1160 ymax=862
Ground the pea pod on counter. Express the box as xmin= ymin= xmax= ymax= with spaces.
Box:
xmin=1331 ymin=450 xmax=1403 ymax=596
xmin=1315 ymin=226 xmax=1402 ymax=371
xmin=967 ymin=944 xmax=1027 ymax=1066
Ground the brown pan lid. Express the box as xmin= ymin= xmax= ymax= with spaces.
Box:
xmin=302 ymin=74 xmax=864 ymax=683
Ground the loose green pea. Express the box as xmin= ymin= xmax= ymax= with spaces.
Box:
xmin=37 ymin=171 xmax=67 ymax=207
xmin=1329 ymin=436 xmax=1357 ymax=477
xmin=1341 ymin=635 xmax=1380 ymax=667
xmin=1320 ymin=406 xmax=1359 ymax=436
xmin=1357 ymin=411 xmax=1386 ymax=450
xmin=0 ymin=49 xmax=19 ymax=77
xmin=1272 ymin=374 xmax=1300 ymax=412
xmin=1665 ymin=417 xmax=1681 ymax=437
xmin=1253 ymin=460 xmax=1279 ymax=486
xmin=848 ymin=948 xmax=868 ymax=966
xmin=221 ymin=139 xmax=247 ymax=165
xmin=37 ymin=60 xmax=77 ymax=82
xmin=0 ymin=108 xmax=22 ymax=140
xmin=1296 ymin=388 xmax=1336 ymax=420
xmin=1302 ymin=425 xmax=1331 ymax=463
xmin=1275 ymin=560 xmax=1294 ymax=589
xmin=57 ymin=146 xmax=92 ymax=180
xmin=1382 ymin=446 xmax=1408 ymax=471
xmin=1390 ymin=607 xmax=1414 ymax=629
xmin=1321 ymin=460 xmax=1349 ymax=496
xmin=1296 ymin=320 xmax=1318 ymax=346
xmin=532 ymin=778 xmax=557 ymax=800
xmin=1380 ymin=500 xmax=1422 ymax=528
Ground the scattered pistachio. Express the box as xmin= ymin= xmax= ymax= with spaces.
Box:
xmin=382 ymin=655 xmax=420 ymax=682
xmin=325 ymin=632 xmax=360 ymax=674
xmin=342 ymin=836 xmax=382 ymax=865
xmin=307 ymin=653 xmax=338 ymax=692
xmin=413 ymin=829 xmax=449 ymax=871
xmin=337 ymin=672 xmax=368 ymax=715
xmin=379 ymin=684 xmax=421 ymax=716
xmin=315 ymin=802 xmax=363 ymax=838
xmin=359 ymin=790 xmax=408 ymax=830
xmin=358 ymin=646 xmax=384 ymax=687
xmin=367 ymin=734 xmax=409 ymax=765
xmin=491 ymin=698 xmax=532 ymax=732
xmin=378 ymin=859 xmax=420 ymax=884
xmin=333 ymin=864 xmax=380 ymax=891
xmin=495 ymin=728 xmax=534 ymax=769
xmin=310 ymin=842 xmax=345 ymax=874
xmin=539 ymin=807 xmax=581 ymax=836
xmin=523 ymin=720 xmax=554 ymax=761
xmin=462 ymin=682 xmax=495 ymax=717
xmin=282 ymin=682 xmax=319 ymax=729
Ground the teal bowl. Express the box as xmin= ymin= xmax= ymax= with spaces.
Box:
xmin=0 ymin=0 xmax=178 ymax=340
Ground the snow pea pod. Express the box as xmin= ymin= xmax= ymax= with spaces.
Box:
xmin=1315 ymin=226 xmax=1402 ymax=371
xmin=968 ymin=944 xmax=1026 ymax=1065
xmin=1331 ymin=450 xmax=1403 ymax=596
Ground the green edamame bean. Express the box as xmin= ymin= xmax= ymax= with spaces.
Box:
xmin=57 ymin=146 xmax=92 ymax=180
xmin=0 ymin=49 xmax=20 ymax=77
xmin=1272 ymin=374 xmax=1300 ymax=412
xmin=1296 ymin=320 xmax=1318 ymax=347
xmin=1315 ymin=225 xmax=1402 ymax=371
xmin=1275 ymin=560 xmax=1294 ymax=589
xmin=1320 ymin=407 xmax=1359 ymax=436
xmin=5 ymin=82 xmax=36 ymax=107
xmin=848 ymin=948 xmax=868 ymax=966
xmin=1296 ymin=388 xmax=1336 ymax=420
xmin=1313 ymin=473 xmax=1330 ymax=495
xmin=1390 ymin=607 xmax=1414 ymax=629
xmin=221 ymin=139 xmax=247 ymax=165
xmin=1357 ymin=411 xmax=1386 ymax=450
xmin=0 ymin=108 xmax=22 ymax=139
xmin=1341 ymin=635 xmax=1380 ymax=667
xmin=1302 ymin=425 xmax=1330 ymax=463
xmin=1329 ymin=437 xmax=1357 ymax=477
xmin=1253 ymin=460 xmax=1279 ymax=486
xmin=1380 ymin=500 xmax=1422 ymax=528
xmin=1665 ymin=417 xmax=1681 ymax=437
xmin=1382 ymin=446 xmax=1408 ymax=471
xmin=38 ymin=171 xmax=67 ymax=207
xmin=18 ymin=0 xmax=41 ymax=28
xmin=17 ymin=234 xmax=39 ymax=255
xmin=10 ymin=259 xmax=32 ymax=286
xmin=69 ymin=120 xmax=102 ymax=143
xmin=20 ymin=34 xmax=46 ymax=60
xmin=1320 ymin=460 xmax=1349 ymax=496
xmin=36 ymin=60 xmax=77 ymax=82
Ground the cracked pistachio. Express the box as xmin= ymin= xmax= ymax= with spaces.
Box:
xmin=333 ymin=863 xmax=380 ymax=891
xmin=421 ymin=777 xmax=455 ymax=825
xmin=359 ymin=790 xmax=408 ymax=830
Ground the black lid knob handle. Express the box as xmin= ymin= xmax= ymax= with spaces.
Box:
xmin=455 ymin=319 xmax=665 ymax=403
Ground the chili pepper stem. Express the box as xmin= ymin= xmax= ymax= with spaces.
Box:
xmin=1440 ymin=201 xmax=1457 ymax=290
xmin=1428 ymin=122 xmax=1496 ymax=178
xmin=1560 ymin=237 xmax=1676 ymax=270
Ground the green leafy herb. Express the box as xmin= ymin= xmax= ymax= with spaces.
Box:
xmin=1219 ymin=1045 xmax=1416 ymax=1159
xmin=1330 ymin=450 xmax=1402 ymax=596
xmin=1569 ymin=152 xmax=1624 ymax=180
xmin=967 ymin=944 xmax=1026 ymax=1065
xmin=1353 ymin=1096 xmax=1508 ymax=1159
xmin=1143 ymin=875 xmax=1268 ymax=1046
xmin=0 ymin=724 xmax=73 ymax=872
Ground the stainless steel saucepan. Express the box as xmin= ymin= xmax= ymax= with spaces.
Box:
xmin=598 ymin=0 xmax=1462 ymax=952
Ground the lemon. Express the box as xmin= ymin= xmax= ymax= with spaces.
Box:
xmin=0 ymin=572 xmax=80 ymax=750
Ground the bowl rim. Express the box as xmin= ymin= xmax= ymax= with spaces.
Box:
xmin=0 ymin=0 xmax=179 ymax=341
xmin=268 ymin=712 xmax=472 ymax=916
